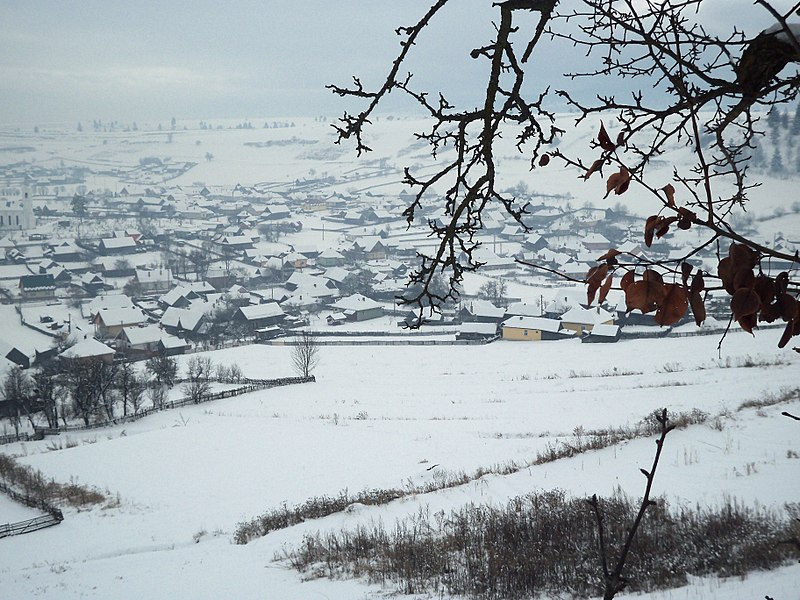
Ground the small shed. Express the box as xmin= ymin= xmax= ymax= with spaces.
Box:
xmin=582 ymin=323 xmax=621 ymax=343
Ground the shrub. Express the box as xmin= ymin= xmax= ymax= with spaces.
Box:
xmin=283 ymin=491 xmax=797 ymax=599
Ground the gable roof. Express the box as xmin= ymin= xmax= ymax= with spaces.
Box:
xmin=60 ymin=337 xmax=115 ymax=360
xmin=19 ymin=274 xmax=56 ymax=290
xmin=161 ymin=307 xmax=206 ymax=331
xmin=331 ymin=293 xmax=382 ymax=312
xmin=93 ymin=307 xmax=147 ymax=327
xmin=236 ymin=302 xmax=284 ymax=321
xmin=502 ymin=315 xmax=563 ymax=333
xmin=560 ymin=307 xmax=615 ymax=325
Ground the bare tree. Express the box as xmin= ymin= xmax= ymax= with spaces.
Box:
xmin=115 ymin=361 xmax=145 ymax=417
xmin=146 ymin=354 xmax=178 ymax=388
xmin=292 ymin=332 xmax=320 ymax=378
xmin=182 ymin=356 xmax=213 ymax=403
xmin=148 ymin=383 xmax=168 ymax=410
xmin=330 ymin=1 xmax=800 ymax=347
xmin=1 ymin=366 xmax=32 ymax=437
xmin=60 ymin=359 xmax=118 ymax=426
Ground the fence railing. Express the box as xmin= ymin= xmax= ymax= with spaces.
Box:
xmin=29 ymin=376 xmax=315 ymax=438
xmin=0 ymin=480 xmax=64 ymax=540
xmin=268 ymin=338 xmax=495 ymax=347
xmin=0 ymin=514 xmax=62 ymax=539
xmin=0 ymin=432 xmax=35 ymax=445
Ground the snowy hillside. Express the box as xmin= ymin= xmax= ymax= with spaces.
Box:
xmin=1 ymin=329 xmax=798 ymax=599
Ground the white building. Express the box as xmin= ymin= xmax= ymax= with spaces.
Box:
xmin=0 ymin=188 xmax=35 ymax=232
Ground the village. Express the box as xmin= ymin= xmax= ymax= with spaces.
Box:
xmin=4 ymin=145 xmax=794 ymax=382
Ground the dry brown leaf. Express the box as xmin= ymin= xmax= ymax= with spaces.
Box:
xmin=598 ymin=274 xmax=614 ymax=304
xmin=605 ymin=167 xmax=631 ymax=198
xmin=598 ymin=122 xmax=616 ymax=152
xmin=654 ymin=284 xmax=689 ymax=326
xmin=689 ymin=290 xmax=706 ymax=326
xmin=620 ymin=270 xmax=635 ymax=291
xmin=662 ymin=184 xmax=676 ymax=207
xmin=730 ymin=288 xmax=761 ymax=321
xmin=582 ymin=158 xmax=604 ymax=181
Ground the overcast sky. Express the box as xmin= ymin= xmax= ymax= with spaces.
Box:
xmin=0 ymin=1 xmax=784 ymax=125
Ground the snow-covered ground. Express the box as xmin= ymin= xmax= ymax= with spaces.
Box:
xmin=1 ymin=328 xmax=798 ymax=599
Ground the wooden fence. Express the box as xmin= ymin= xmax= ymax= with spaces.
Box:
xmin=0 ymin=432 xmax=35 ymax=445
xmin=268 ymin=338 xmax=496 ymax=347
xmin=0 ymin=514 xmax=62 ymax=539
xmin=29 ymin=376 xmax=315 ymax=438
xmin=0 ymin=480 xmax=63 ymax=540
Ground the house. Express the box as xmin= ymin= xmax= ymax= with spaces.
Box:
xmin=98 ymin=237 xmax=138 ymax=255
xmin=317 ymin=248 xmax=346 ymax=267
xmin=93 ymin=307 xmax=148 ymax=339
xmin=560 ymin=306 xmax=615 ymax=335
xmin=581 ymin=323 xmax=621 ymax=343
xmin=19 ymin=274 xmax=56 ymax=299
xmin=116 ymin=325 xmax=189 ymax=357
xmin=217 ymin=235 xmax=254 ymax=251
xmin=501 ymin=316 xmax=573 ymax=341
xmin=322 ymin=266 xmax=350 ymax=286
xmin=46 ymin=240 xmax=83 ymax=261
xmin=59 ymin=337 xmax=116 ymax=363
xmin=93 ymin=257 xmax=135 ymax=278
xmin=283 ymin=252 xmax=308 ymax=270
xmin=352 ymin=237 xmax=388 ymax=261
xmin=0 ymin=340 xmax=36 ymax=369
xmin=460 ymin=300 xmax=505 ymax=323
xmin=234 ymin=302 xmax=285 ymax=329
xmin=81 ymin=272 xmax=106 ymax=296
xmin=327 ymin=312 xmax=347 ymax=326
xmin=84 ymin=294 xmax=134 ymax=320
xmin=160 ymin=307 xmax=207 ymax=338
xmin=158 ymin=286 xmax=200 ymax=309
xmin=159 ymin=335 xmax=192 ymax=356
xmin=505 ymin=301 xmax=543 ymax=318
xmin=457 ymin=322 xmax=499 ymax=340
xmin=330 ymin=293 xmax=384 ymax=321
xmin=251 ymin=325 xmax=281 ymax=341
xmin=581 ymin=233 xmax=612 ymax=253
xmin=263 ymin=204 xmax=291 ymax=220
xmin=135 ymin=268 xmax=174 ymax=294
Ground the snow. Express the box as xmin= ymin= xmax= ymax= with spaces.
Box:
xmin=1 ymin=328 xmax=798 ymax=598
xmin=1 ymin=114 xmax=799 ymax=598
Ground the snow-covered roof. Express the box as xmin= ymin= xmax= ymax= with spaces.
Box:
xmin=94 ymin=307 xmax=146 ymax=326
xmin=502 ymin=315 xmax=563 ymax=333
xmin=100 ymin=237 xmax=137 ymax=249
xmin=136 ymin=268 xmax=173 ymax=283
xmin=586 ymin=323 xmax=620 ymax=337
xmin=460 ymin=322 xmax=498 ymax=335
xmin=118 ymin=325 xmax=172 ymax=346
xmin=60 ymin=337 xmax=115 ymax=359
xmin=161 ymin=307 xmax=205 ymax=330
xmin=505 ymin=302 xmax=543 ymax=317
xmin=237 ymin=302 xmax=284 ymax=321
xmin=85 ymin=294 xmax=134 ymax=317
xmin=331 ymin=293 xmax=382 ymax=312
xmin=561 ymin=307 xmax=615 ymax=325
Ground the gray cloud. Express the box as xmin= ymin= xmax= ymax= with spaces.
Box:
xmin=0 ymin=0 xmax=791 ymax=124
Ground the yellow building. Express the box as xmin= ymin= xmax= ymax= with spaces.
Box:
xmin=501 ymin=316 xmax=573 ymax=341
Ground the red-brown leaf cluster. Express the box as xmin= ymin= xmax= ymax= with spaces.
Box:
xmin=716 ymin=243 xmax=799 ymax=344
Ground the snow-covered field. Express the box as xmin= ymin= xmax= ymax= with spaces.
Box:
xmin=1 ymin=329 xmax=798 ymax=599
